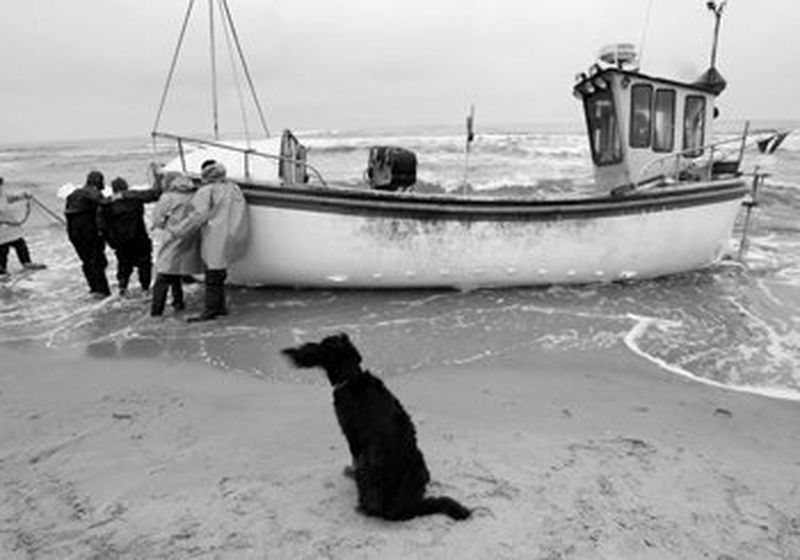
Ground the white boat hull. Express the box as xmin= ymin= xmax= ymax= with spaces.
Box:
xmin=227 ymin=180 xmax=747 ymax=289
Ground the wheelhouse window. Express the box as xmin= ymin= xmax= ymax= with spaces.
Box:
xmin=584 ymin=89 xmax=622 ymax=166
xmin=629 ymin=84 xmax=652 ymax=148
xmin=683 ymin=95 xmax=706 ymax=158
xmin=653 ymin=89 xmax=676 ymax=152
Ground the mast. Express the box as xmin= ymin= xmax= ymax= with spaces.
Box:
xmin=694 ymin=1 xmax=727 ymax=95
xmin=706 ymin=1 xmax=726 ymax=70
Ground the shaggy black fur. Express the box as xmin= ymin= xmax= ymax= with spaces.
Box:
xmin=282 ymin=333 xmax=471 ymax=521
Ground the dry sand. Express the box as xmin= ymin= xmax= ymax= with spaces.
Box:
xmin=1 ymin=343 xmax=799 ymax=559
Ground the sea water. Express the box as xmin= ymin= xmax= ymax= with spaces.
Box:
xmin=1 ymin=122 xmax=800 ymax=400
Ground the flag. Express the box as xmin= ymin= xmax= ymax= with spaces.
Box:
xmin=757 ymin=131 xmax=789 ymax=154
xmin=466 ymin=105 xmax=475 ymax=151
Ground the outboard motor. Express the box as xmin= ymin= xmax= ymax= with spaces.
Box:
xmin=366 ymin=146 xmax=417 ymax=192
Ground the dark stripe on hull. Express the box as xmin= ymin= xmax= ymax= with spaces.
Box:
xmin=239 ymin=179 xmax=747 ymax=221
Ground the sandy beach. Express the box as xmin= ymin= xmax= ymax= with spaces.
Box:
xmin=1 ymin=341 xmax=799 ymax=559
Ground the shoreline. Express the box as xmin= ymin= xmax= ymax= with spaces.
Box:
xmin=2 ymin=342 xmax=799 ymax=558
xmin=622 ymin=315 xmax=800 ymax=403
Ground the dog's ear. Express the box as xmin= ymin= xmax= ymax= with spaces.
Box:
xmin=328 ymin=332 xmax=362 ymax=366
xmin=281 ymin=343 xmax=323 ymax=369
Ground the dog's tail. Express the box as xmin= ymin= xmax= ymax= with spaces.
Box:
xmin=415 ymin=496 xmax=472 ymax=521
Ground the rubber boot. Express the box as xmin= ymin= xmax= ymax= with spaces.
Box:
xmin=150 ymin=275 xmax=169 ymax=317
xmin=187 ymin=270 xmax=226 ymax=322
xmin=171 ymin=278 xmax=186 ymax=311
xmin=215 ymin=269 xmax=228 ymax=316
xmin=139 ymin=260 xmax=153 ymax=292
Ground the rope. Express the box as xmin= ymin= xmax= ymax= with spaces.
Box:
xmin=219 ymin=0 xmax=270 ymax=138
xmin=152 ymin=0 xmax=197 ymax=135
xmin=1 ymin=196 xmax=67 ymax=227
xmin=31 ymin=196 xmax=67 ymax=227
xmin=0 ymin=197 xmax=32 ymax=227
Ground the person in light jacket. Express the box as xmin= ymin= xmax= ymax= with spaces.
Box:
xmin=149 ymin=172 xmax=202 ymax=316
xmin=168 ymin=161 xmax=249 ymax=322
xmin=0 ymin=177 xmax=46 ymax=276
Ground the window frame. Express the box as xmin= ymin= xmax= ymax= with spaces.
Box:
xmin=628 ymin=83 xmax=653 ymax=149
xmin=583 ymin=88 xmax=623 ymax=166
xmin=682 ymin=95 xmax=707 ymax=158
xmin=652 ymin=88 xmax=676 ymax=153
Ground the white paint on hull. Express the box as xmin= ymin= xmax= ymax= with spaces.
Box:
xmin=228 ymin=197 xmax=742 ymax=288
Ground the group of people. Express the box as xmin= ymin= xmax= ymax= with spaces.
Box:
xmin=63 ymin=160 xmax=249 ymax=322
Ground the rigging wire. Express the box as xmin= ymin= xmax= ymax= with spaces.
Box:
xmin=152 ymin=0 xmax=196 ymax=141
xmin=152 ymin=0 xmax=270 ymax=145
xmin=209 ymin=0 xmax=220 ymax=139
xmin=217 ymin=0 xmax=252 ymax=148
xmin=219 ymin=0 xmax=271 ymax=138
xmin=637 ymin=0 xmax=654 ymax=67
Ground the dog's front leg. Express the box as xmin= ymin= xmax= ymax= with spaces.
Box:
xmin=341 ymin=432 xmax=361 ymax=477
xmin=336 ymin=412 xmax=364 ymax=476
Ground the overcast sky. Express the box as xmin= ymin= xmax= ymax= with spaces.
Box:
xmin=1 ymin=0 xmax=798 ymax=143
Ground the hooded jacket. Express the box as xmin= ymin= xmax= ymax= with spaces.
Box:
xmin=152 ymin=174 xmax=203 ymax=275
xmin=168 ymin=163 xmax=249 ymax=270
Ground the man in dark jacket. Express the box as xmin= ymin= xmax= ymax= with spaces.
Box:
xmin=65 ymin=170 xmax=111 ymax=298
xmin=97 ymin=177 xmax=160 ymax=296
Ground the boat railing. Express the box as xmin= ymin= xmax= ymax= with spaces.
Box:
xmin=152 ymin=131 xmax=329 ymax=188
xmin=633 ymin=123 xmax=749 ymax=190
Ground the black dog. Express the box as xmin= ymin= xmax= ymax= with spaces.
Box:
xmin=282 ymin=333 xmax=471 ymax=521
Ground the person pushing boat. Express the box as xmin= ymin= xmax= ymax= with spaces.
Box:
xmin=167 ymin=160 xmax=249 ymax=322
xmin=64 ymin=171 xmax=111 ymax=298
xmin=97 ymin=177 xmax=161 ymax=296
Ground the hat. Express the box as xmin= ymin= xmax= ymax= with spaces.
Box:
xmin=161 ymin=171 xmax=183 ymax=189
xmin=111 ymin=177 xmax=129 ymax=193
xmin=200 ymin=162 xmax=227 ymax=183
xmin=169 ymin=175 xmax=197 ymax=193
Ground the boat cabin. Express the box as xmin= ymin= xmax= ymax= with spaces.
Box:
xmin=573 ymin=43 xmax=734 ymax=191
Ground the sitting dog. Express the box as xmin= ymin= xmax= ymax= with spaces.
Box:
xmin=282 ymin=333 xmax=471 ymax=521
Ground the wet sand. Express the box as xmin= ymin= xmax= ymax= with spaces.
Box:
xmin=1 ymin=342 xmax=799 ymax=559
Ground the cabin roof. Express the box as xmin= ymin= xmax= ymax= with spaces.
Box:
xmin=573 ymin=66 xmax=725 ymax=98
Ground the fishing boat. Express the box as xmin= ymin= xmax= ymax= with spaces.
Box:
xmin=154 ymin=1 xmax=759 ymax=289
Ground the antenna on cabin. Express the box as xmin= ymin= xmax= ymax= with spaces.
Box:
xmin=695 ymin=1 xmax=727 ymax=94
